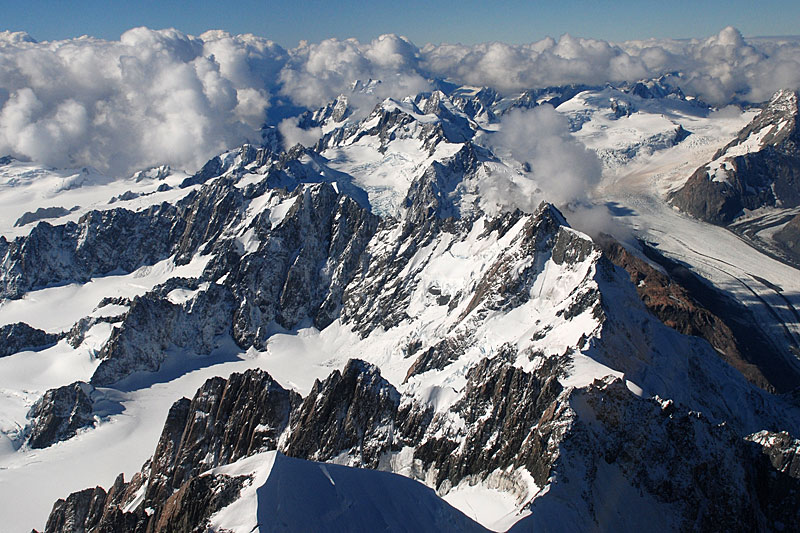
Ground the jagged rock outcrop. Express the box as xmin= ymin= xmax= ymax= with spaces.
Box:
xmin=405 ymin=336 xmax=468 ymax=381
xmin=43 ymin=485 xmax=117 ymax=533
xmin=1 ymin=145 xmax=279 ymax=302
xmin=39 ymin=369 xmax=302 ymax=532
xmin=446 ymin=86 xmax=499 ymax=122
xmin=0 ymin=203 xmax=184 ymax=300
xmin=413 ymin=351 xmax=565 ymax=490
xmin=91 ymin=282 xmax=234 ymax=386
xmin=145 ymin=474 xmax=249 ymax=533
xmin=315 ymin=93 xmax=475 ymax=155
xmin=42 ymin=470 xmax=248 ymax=533
xmin=460 ymin=205 xmax=578 ymax=320
xmin=24 ymin=179 xmax=377 ymax=386
xmin=283 ymin=359 xmax=400 ymax=468
xmin=220 ymin=182 xmax=378 ymax=347
xmin=403 ymin=142 xmax=484 ymax=223
xmin=143 ymin=369 xmax=299 ymax=506
xmin=516 ymin=377 xmax=800 ymax=531
xmin=0 ymin=322 xmax=60 ymax=357
xmin=18 ymin=84 xmax=800 ymax=532
xmin=747 ymin=430 xmax=800 ymax=478
xmin=27 ymin=382 xmax=96 ymax=449
xmin=40 ymin=357 xmax=800 ymax=532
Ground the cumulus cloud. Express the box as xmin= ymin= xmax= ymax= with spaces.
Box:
xmin=0 ymin=26 xmax=799 ymax=175
xmin=476 ymin=105 xmax=624 ymax=238
xmin=420 ymin=27 xmax=800 ymax=106
xmin=480 ymin=106 xmax=602 ymax=212
xmin=421 ymin=36 xmax=652 ymax=92
xmin=278 ymin=34 xmax=430 ymax=116
xmin=278 ymin=116 xmax=322 ymax=149
xmin=0 ymin=28 xmax=283 ymax=176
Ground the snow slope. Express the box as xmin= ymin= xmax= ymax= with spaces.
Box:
xmin=0 ymin=160 xmax=191 ymax=240
xmin=209 ymin=451 xmax=487 ymax=532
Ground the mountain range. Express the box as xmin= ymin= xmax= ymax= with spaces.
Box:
xmin=1 ymin=77 xmax=799 ymax=532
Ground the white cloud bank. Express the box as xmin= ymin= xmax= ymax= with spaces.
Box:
xmin=0 ymin=26 xmax=798 ymax=175
xmin=481 ymin=106 xmax=602 ymax=212
xmin=0 ymin=28 xmax=282 ymax=175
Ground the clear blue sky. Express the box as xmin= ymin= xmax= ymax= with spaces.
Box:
xmin=5 ymin=0 xmax=800 ymax=46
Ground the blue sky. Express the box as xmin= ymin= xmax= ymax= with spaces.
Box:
xmin=6 ymin=0 xmax=800 ymax=45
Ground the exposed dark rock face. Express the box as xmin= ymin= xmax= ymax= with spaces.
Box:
xmin=670 ymin=163 xmax=750 ymax=224
xmin=40 ymin=358 xmax=800 ymax=532
xmin=10 ymin=179 xmax=374 ymax=386
xmin=146 ymin=474 xmax=249 ymax=533
xmin=460 ymin=204 xmax=571 ymax=320
xmin=597 ymin=234 xmax=776 ymax=391
xmin=283 ymin=359 xmax=400 ymax=468
xmin=315 ymin=92 xmax=475 ymax=156
xmin=747 ymin=430 xmax=800 ymax=529
xmin=419 ymin=90 xmax=475 ymax=145
xmin=748 ymin=430 xmax=800 ymax=478
xmin=42 ymin=470 xmax=247 ymax=533
xmin=0 ymin=322 xmax=60 ymax=357
xmin=299 ymin=94 xmax=352 ymax=130
xmin=173 ymin=177 xmax=245 ymax=265
xmin=0 ymin=145 xmax=274 ymax=303
xmin=14 ymin=206 xmax=72 ymax=227
xmin=774 ymin=212 xmax=800 ymax=259
xmin=216 ymin=182 xmax=378 ymax=349
xmin=447 ymin=86 xmax=499 ymax=122
xmin=572 ymin=378 xmax=762 ymax=531
xmin=340 ymin=143 xmax=480 ymax=335
xmin=179 ymin=142 xmax=277 ymax=189
xmin=143 ymin=369 xmax=299 ymax=506
xmin=671 ymin=90 xmax=800 ymax=224
xmin=404 ymin=142 xmax=483 ymax=223
xmin=633 ymin=239 xmax=800 ymax=394
xmin=44 ymin=360 xmax=561 ymax=531
xmin=340 ymin=216 xmax=439 ymax=336
xmin=39 ymin=369 xmax=301 ymax=530
xmin=0 ymin=203 xmax=183 ymax=300
xmin=44 ymin=486 xmax=114 ymax=533
xmin=27 ymin=382 xmax=96 ymax=449
xmin=414 ymin=352 xmax=565 ymax=490
xmin=91 ymin=283 xmax=234 ymax=386
xmin=22 ymin=85 xmax=800 ymax=532
xmin=405 ymin=336 xmax=467 ymax=381
xmin=513 ymin=377 xmax=800 ymax=532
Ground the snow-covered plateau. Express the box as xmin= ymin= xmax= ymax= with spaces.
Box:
xmin=1 ymin=77 xmax=800 ymax=533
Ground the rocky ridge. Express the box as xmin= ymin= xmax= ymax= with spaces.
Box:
xmin=3 ymin=82 xmax=800 ymax=531
xmin=41 ymin=359 xmax=800 ymax=532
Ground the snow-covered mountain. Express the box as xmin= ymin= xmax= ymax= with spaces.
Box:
xmin=1 ymin=79 xmax=800 ymax=532
xmin=670 ymin=89 xmax=800 ymax=266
